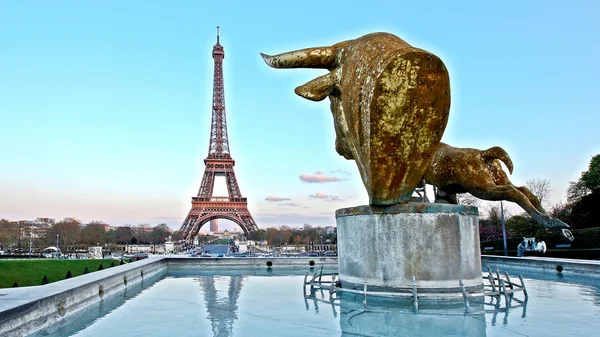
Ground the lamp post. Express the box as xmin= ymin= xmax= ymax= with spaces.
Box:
xmin=56 ymin=234 xmax=59 ymax=251
xmin=501 ymin=201 xmax=508 ymax=256
xmin=320 ymin=235 xmax=323 ymax=253
xmin=29 ymin=231 xmax=32 ymax=258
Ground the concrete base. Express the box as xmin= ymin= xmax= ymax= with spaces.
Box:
xmin=336 ymin=203 xmax=483 ymax=292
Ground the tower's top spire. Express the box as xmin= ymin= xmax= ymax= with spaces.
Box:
xmin=213 ymin=26 xmax=224 ymax=59
xmin=208 ymin=26 xmax=229 ymax=158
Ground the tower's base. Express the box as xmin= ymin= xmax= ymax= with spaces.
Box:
xmin=335 ymin=203 xmax=482 ymax=292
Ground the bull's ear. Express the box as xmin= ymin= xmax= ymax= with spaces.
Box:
xmin=294 ymin=72 xmax=336 ymax=101
xmin=260 ymin=46 xmax=336 ymax=69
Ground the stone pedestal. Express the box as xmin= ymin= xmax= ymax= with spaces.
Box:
xmin=336 ymin=203 xmax=482 ymax=292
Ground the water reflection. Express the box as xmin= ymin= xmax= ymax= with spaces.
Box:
xmin=198 ymin=275 xmax=245 ymax=337
xmin=485 ymin=294 xmax=528 ymax=327
xmin=303 ymin=286 xmax=488 ymax=336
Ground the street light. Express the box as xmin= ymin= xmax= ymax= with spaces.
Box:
xmin=56 ymin=234 xmax=59 ymax=251
xmin=29 ymin=231 xmax=32 ymax=258
xmin=501 ymin=201 xmax=508 ymax=256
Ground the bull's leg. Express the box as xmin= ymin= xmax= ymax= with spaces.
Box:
xmin=515 ymin=186 xmax=573 ymax=240
xmin=516 ymin=186 xmax=547 ymax=214
xmin=470 ymin=185 xmax=568 ymax=229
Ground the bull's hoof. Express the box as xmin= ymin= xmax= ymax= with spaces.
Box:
xmin=560 ymin=229 xmax=574 ymax=242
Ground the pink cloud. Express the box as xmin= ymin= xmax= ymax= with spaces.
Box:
xmin=299 ymin=171 xmax=346 ymax=183
xmin=309 ymin=192 xmax=343 ymax=202
xmin=265 ymin=196 xmax=291 ymax=202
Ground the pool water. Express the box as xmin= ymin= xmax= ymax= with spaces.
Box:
xmin=30 ymin=267 xmax=600 ymax=336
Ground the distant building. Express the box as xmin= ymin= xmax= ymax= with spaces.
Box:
xmin=210 ymin=219 xmax=219 ymax=232
xmin=36 ymin=218 xmax=55 ymax=225
xmin=212 ymin=229 xmax=235 ymax=239
xmin=325 ymin=226 xmax=337 ymax=235
xmin=17 ymin=219 xmax=51 ymax=239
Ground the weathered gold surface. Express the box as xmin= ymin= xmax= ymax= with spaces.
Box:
xmin=424 ymin=142 xmax=571 ymax=233
xmin=262 ymin=33 xmax=451 ymax=205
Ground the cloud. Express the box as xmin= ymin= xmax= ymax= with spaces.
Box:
xmin=265 ymin=195 xmax=291 ymax=202
xmin=309 ymin=192 xmax=343 ymax=202
xmin=299 ymin=171 xmax=347 ymax=183
xmin=279 ymin=203 xmax=301 ymax=207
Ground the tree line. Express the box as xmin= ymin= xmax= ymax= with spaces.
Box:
xmin=245 ymin=224 xmax=336 ymax=247
xmin=0 ymin=219 xmax=172 ymax=252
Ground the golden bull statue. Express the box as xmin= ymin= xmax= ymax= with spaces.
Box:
xmin=262 ymin=32 xmax=572 ymax=239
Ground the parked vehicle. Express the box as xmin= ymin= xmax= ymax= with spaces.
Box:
xmin=133 ymin=252 xmax=149 ymax=260
xmin=42 ymin=247 xmax=63 ymax=259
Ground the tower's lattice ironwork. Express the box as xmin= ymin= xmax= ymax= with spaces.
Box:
xmin=179 ymin=27 xmax=257 ymax=241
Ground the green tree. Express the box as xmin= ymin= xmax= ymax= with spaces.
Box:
xmin=569 ymin=191 xmax=600 ymax=229
xmin=505 ymin=214 xmax=545 ymax=238
xmin=248 ymin=229 xmax=267 ymax=242
xmin=550 ymin=201 xmax=571 ymax=225
xmin=568 ymin=154 xmax=600 ymax=202
xmin=565 ymin=154 xmax=600 ymax=229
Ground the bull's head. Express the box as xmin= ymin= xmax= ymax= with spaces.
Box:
xmin=262 ymin=33 xmax=451 ymax=205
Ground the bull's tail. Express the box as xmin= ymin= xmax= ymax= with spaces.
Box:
xmin=482 ymin=146 xmax=514 ymax=174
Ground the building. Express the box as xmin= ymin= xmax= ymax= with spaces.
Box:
xmin=16 ymin=219 xmax=52 ymax=239
xmin=209 ymin=219 xmax=219 ymax=232
xmin=36 ymin=218 xmax=55 ymax=225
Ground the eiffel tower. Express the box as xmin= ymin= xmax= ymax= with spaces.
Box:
xmin=179 ymin=28 xmax=257 ymax=241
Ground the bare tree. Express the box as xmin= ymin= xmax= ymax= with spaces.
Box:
xmin=484 ymin=203 xmax=510 ymax=227
xmin=456 ymin=193 xmax=481 ymax=208
xmin=525 ymin=178 xmax=552 ymax=209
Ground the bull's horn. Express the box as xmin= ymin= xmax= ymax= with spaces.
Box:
xmin=294 ymin=72 xmax=336 ymax=101
xmin=260 ymin=46 xmax=336 ymax=69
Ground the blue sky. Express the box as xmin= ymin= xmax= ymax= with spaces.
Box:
xmin=1 ymin=1 xmax=598 ymax=230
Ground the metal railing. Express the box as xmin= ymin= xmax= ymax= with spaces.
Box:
xmin=303 ymin=266 xmax=528 ymax=313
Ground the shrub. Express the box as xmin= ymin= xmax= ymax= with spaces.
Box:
xmin=65 ymin=270 xmax=72 ymax=279
xmin=98 ymin=264 xmax=104 ymax=271
xmin=83 ymin=267 xmax=89 ymax=274
xmin=42 ymin=275 xmax=48 ymax=285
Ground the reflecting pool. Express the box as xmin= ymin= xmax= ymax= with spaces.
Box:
xmin=29 ymin=267 xmax=600 ymax=336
